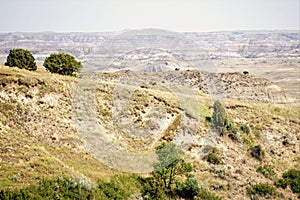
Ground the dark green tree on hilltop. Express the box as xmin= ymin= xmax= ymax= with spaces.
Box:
xmin=212 ymin=100 xmax=227 ymax=135
xmin=43 ymin=53 xmax=82 ymax=76
xmin=5 ymin=49 xmax=37 ymax=71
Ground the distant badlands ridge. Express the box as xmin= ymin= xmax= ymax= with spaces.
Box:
xmin=0 ymin=30 xmax=298 ymax=68
xmin=0 ymin=30 xmax=299 ymax=102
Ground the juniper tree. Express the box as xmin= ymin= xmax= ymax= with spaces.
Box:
xmin=211 ymin=100 xmax=227 ymax=135
xmin=43 ymin=53 xmax=82 ymax=76
xmin=5 ymin=49 xmax=37 ymax=71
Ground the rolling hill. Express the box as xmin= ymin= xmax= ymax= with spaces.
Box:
xmin=0 ymin=64 xmax=299 ymax=199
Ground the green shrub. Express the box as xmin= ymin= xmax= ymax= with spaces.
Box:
xmin=5 ymin=49 xmax=37 ymax=71
xmin=175 ymin=174 xmax=200 ymax=199
xmin=43 ymin=53 xmax=82 ymax=76
xmin=140 ymin=176 xmax=169 ymax=200
xmin=0 ymin=175 xmax=142 ymax=200
xmin=97 ymin=174 xmax=141 ymax=200
xmin=140 ymin=142 xmax=197 ymax=199
xmin=240 ymin=124 xmax=250 ymax=134
xmin=0 ymin=177 xmax=93 ymax=200
xmin=222 ymin=120 xmax=241 ymax=142
xmin=227 ymin=126 xmax=240 ymax=142
xmin=282 ymin=169 xmax=300 ymax=196
xmin=98 ymin=176 xmax=131 ymax=199
xmin=246 ymin=183 xmax=276 ymax=197
xmin=204 ymin=152 xmax=223 ymax=165
xmin=256 ymin=165 xmax=277 ymax=180
xmin=196 ymin=188 xmax=222 ymax=200
xmin=274 ymin=178 xmax=288 ymax=189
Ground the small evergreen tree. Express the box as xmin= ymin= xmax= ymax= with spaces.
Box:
xmin=5 ymin=49 xmax=37 ymax=71
xmin=141 ymin=142 xmax=198 ymax=199
xmin=153 ymin=142 xmax=193 ymax=197
xmin=211 ymin=100 xmax=227 ymax=135
xmin=43 ymin=53 xmax=82 ymax=76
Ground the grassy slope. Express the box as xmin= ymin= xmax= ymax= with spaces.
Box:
xmin=0 ymin=65 xmax=299 ymax=199
xmin=0 ymin=66 xmax=115 ymax=189
xmin=194 ymin=99 xmax=300 ymax=199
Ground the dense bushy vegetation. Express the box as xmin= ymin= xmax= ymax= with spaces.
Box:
xmin=175 ymin=174 xmax=200 ymax=199
xmin=246 ymin=183 xmax=276 ymax=197
xmin=204 ymin=148 xmax=223 ymax=165
xmin=0 ymin=142 xmax=222 ymax=200
xmin=4 ymin=50 xmax=81 ymax=76
xmin=282 ymin=169 xmax=300 ymax=196
xmin=274 ymin=178 xmax=288 ymax=189
xmin=248 ymin=168 xmax=300 ymax=198
xmin=97 ymin=174 xmax=141 ymax=200
xmin=0 ymin=177 xmax=93 ymax=199
xmin=0 ymin=175 xmax=141 ymax=200
xmin=139 ymin=142 xmax=222 ymax=199
xmin=43 ymin=53 xmax=82 ymax=76
xmin=226 ymin=125 xmax=240 ymax=141
xmin=140 ymin=142 xmax=197 ymax=199
xmin=5 ymin=49 xmax=37 ymax=71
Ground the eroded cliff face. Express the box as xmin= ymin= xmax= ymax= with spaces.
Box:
xmin=219 ymin=72 xmax=294 ymax=104
xmin=1 ymin=31 xmax=298 ymax=61
xmin=96 ymin=70 xmax=295 ymax=104
xmin=1 ymin=30 xmax=299 ymax=102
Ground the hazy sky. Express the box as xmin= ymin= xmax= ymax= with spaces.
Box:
xmin=0 ymin=0 xmax=299 ymax=32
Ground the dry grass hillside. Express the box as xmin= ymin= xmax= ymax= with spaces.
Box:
xmin=0 ymin=65 xmax=299 ymax=199
xmin=0 ymin=65 xmax=116 ymax=189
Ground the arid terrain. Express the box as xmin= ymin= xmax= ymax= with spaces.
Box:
xmin=1 ymin=30 xmax=299 ymax=101
xmin=0 ymin=30 xmax=299 ymax=199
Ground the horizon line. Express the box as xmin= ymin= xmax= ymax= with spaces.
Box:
xmin=0 ymin=28 xmax=298 ymax=34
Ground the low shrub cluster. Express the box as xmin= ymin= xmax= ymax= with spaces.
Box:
xmin=140 ymin=142 xmax=212 ymax=199
xmin=226 ymin=125 xmax=240 ymax=141
xmin=204 ymin=152 xmax=223 ymax=165
xmin=256 ymin=165 xmax=277 ymax=180
xmin=240 ymin=124 xmax=250 ymax=134
xmin=0 ymin=142 xmax=223 ymax=200
xmin=0 ymin=175 xmax=141 ymax=200
xmin=246 ymin=183 xmax=276 ymax=197
xmin=196 ymin=188 xmax=223 ymax=200
xmin=0 ymin=177 xmax=93 ymax=199
xmin=249 ymin=168 xmax=300 ymax=198
xmin=282 ymin=169 xmax=300 ymax=197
